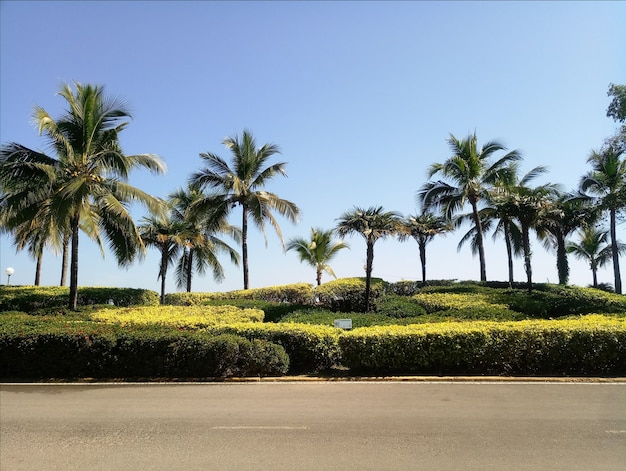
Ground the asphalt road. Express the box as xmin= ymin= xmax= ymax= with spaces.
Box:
xmin=1 ymin=381 xmax=625 ymax=470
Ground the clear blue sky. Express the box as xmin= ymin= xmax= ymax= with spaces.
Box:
xmin=1 ymin=1 xmax=624 ymax=293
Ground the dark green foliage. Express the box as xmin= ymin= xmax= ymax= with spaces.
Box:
xmin=0 ymin=315 xmax=289 ymax=379
xmin=375 ymin=295 xmax=427 ymax=318
xmin=315 ymin=277 xmax=386 ymax=312
xmin=386 ymin=280 xmax=456 ymax=296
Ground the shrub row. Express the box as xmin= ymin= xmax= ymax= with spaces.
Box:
xmin=339 ymin=316 xmax=626 ymax=376
xmin=0 ymin=315 xmax=288 ymax=378
xmin=90 ymin=305 xmax=265 ymax=327
xmin=164 ymin=283 xmax=314 ymax=305
xmin=0 ymin=286 xmax=159 ymax=311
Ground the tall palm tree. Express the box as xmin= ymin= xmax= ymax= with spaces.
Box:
xmin=169 ymin=185 xmax=241 ymax=292
xmin=579 ymin=145 xmax=626 ymax=294
xmin=0 ymin=83 xmax=166 ymax=309
xmin=398 ymin=211 xmax=451 ymax=283
xmin=418 ymin=132 xmax=521 ymax=281
xmin=335 ymin=206 xmax=402 ymax=311
xmin=287 ymin=227 xmax=349 ymax=286
xmin=138 ymin=216 xmax=187 ymax=304
xmin=190 ymin=130 xmax=300 ymax=289
xmin=566 ymin=226 xmax=624 ymax=289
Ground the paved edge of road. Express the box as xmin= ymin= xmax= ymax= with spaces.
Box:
xmin=2 ymin=376 xmax=626 ymax=385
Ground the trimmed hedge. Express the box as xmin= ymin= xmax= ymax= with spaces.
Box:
xmin=0 ymin=286 xmax=159 ymax=311
xmin=164 ymin=283 xmax=314 ymax=305
xmin=0 ymin=314 xmax=289 ymax=378
xmin=201 ymin=323 xmax=341 ymax=373
xmin=91 ymin=305 xmax=265 ymax=327
xmin=339 ymin=316 xmax=626 ymax=376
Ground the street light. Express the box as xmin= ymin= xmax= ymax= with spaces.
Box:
xmin=5 ymin=267 xmax=14 ymax=285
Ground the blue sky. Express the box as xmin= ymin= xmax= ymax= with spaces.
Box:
xmin=1 ymin=1 xmax=624 ymax=293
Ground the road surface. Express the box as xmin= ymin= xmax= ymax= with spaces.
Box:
xmin=1 ymin=381 xmax=625 ymax=470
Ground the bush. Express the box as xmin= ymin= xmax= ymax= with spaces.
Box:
xmin=314 ymin=278 xmax=386 ymax=312
xmin=90 ymin=305 xmax=264 ymax=327
xmin=339 ymin=316 xmax=626 ymax=376
xmin=375 ymin=295 xmax=427 ymax=318
xmin=164 ymin=283 xmax=314 ymax=305
xmin=0 ymin=317 xmax=289 ymax=379
xmin=204 ymin=323 xmax=341 ymax=373
xmin=280 ymin=308 xmax=428 ymax=328
xmin=0 ymin=286 xmax=159 ymax=312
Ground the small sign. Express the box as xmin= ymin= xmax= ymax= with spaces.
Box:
xmin=334 ymin=319 xmax=352 ymax=330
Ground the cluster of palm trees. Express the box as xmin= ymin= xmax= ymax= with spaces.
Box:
xmin=1 ymin=82 xmax=625 ymax=311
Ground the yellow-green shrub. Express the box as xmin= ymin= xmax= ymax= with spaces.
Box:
xmin=412 ymin=292 xmax=510 ymax=313
xmin=90 ymin=305 xmax=264 ymax=328
xmin=164 ymin=283 xmax=314 ymax=305
xmin=0 ymin=286 xmax=159 ymax=311
xmin=339 ymin=316 xmax=626 ymax=375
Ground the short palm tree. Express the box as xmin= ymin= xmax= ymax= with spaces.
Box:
xmin=566 ymin=226 xmax=625 ymax=289
xmin=335 ymin=206 xmax=402 ymax=311
xmin=287 ymin=227 xmax=349 ymax=286
xmin=579 ymin=145 xmax=626 ymax=294
xmin=418 ymin=132 xmax=521 ymax=281
xmin=537 ymin=193 xmax=596 ymax=285
xmin=491 ymin=175 xmax=560 ymax=293
xmin=398 ymin=211 xmax=451 ymax=283
xmin=190 ymin=130 xmax=300 ymax=289
xmin=169 ymin=185 xmax=241 ymax=292
xmin=139 ymin=216 xmax=188 ymax=304
xmin=0 ymin=83 xmax=166 ymax=309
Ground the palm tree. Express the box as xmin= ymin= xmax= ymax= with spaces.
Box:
xmin=491 ymin=174 xmax=560 ymax=293
xmin=398 ymin=211 xmax=451 ymax=283
xmin=335 ymin=206 xmax=402 ymax=311
xmin=287 ymin=227 xmax=349 ymax=286
xmin=169 ymin=185 xmax=241 ymax=292
xmin=579 ymin=145 xmax=626 ymax=294
xmin=537 ymin=193 xmax=596 ymax=285
xmin=418 ymin=132 xmax=521 ymax=281
xmin=567 ymin=226 xmax=625 ymax=289
xmin=190 ymin=130 xmax=300 ymax=289
xmin=0 ymin=83 xmax=166 ymax=309
xmin=138 ymin=216 xmax=187 ymax=304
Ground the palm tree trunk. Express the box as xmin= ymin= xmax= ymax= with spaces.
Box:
xmin=555 ymin=231 xmax=569 ymax=285
xmin=160 ymin=245 xmax=168 ymax=304
xmin=471 ymin=200 xmax=487 ymax=282
xmin=418 ymin=238 xmax=427 ymax=284
xmin=69 ymin=216 xmax=80 ymax=310
xmin=316 ymin=267 xmax=322 ymax=286
xmin=522 ymin=224 xmax=533 ymax=293
xmin=591 ymin=262 xmax=598 ymax=288
xmin=365 ymin=241 xmax=374 ymax=311
xmin=34 ymin=252 xmax=42 ymax=286
xmin=242 ymin=204 xmax=249 ymax=289
xmin=60 ymin=233 xmax=69 ymax=286
xmin=186 ymin=248 xmax=193 ymax=292
xmin=504 ymin=223 xmax=514 ymax=288
xmin=610 ymin=209 xmax=622 ymax=294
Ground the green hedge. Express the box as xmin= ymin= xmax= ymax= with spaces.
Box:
xmin=0 ymin=315 xmax=289 ymax=378
xmin=0 ymin=286 xmax=159 ymax=312
xmin=339 ymin=316 xmax=626 ymax=376
xmin=201 ymin=323 xmax=341 ymax=373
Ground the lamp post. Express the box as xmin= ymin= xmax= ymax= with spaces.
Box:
xmin=5 ymin=267 xmax=14 ymax=285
